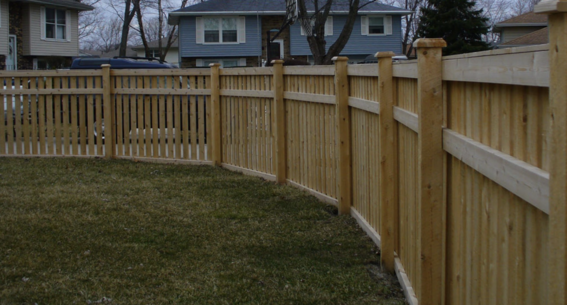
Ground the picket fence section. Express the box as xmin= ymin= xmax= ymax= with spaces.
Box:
xmin=0 ymin=39 xmax=564 ymax=304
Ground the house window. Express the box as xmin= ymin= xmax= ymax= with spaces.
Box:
xmin=204 ymin=17 xmax=237 ymax=43
xmin=361 ymin=16 xmax=392 ymax=36
xmin=368 ymin=17 xmax=384 ymax=35
xmin=45 ymin=8 xmax=66 ymax=40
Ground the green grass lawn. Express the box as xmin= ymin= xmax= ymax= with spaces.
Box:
xmin=0 ymin=158 xmax=405 ymax=304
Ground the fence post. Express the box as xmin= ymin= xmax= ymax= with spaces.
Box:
xmin=377 ymin=51 xmax=397 ymax=273
xmin=414 ymin=38 xmax=446 ymax=305
xmin=101 ymin=64 xmax=114 ymax=158
xmin=210 ymin=63 xmax=222 ymax=166
xmin=272 ymin=60 xmax=286 ymax=184
xmin=535 ymin=1 xmax=567 ymax=303
xmin=333 ymin=56 xmax=351 ymax=215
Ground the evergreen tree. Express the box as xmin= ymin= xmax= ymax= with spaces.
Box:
xmin=417 ymin=0 xmax=491 ymax=55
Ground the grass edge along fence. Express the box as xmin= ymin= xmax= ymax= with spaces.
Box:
xmin=2 ymin=8 xmax=567 ymax=303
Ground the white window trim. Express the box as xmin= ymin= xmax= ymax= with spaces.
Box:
xmin=196 ymin=16 xmax=245 ymax=45
xmin=40 ymin=6 xmax=71 ymax=42
xmin=362 ymin=15 xmax=392 ymax=36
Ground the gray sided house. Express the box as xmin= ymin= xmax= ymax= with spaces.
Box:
xmin=0 ymin=0 xmax=93 ymax=70
xmin=168 ymin=0 xmax=411 ymax=67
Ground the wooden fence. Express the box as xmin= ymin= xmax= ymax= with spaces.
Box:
xmin=2 ymin=7 xmax=567 ymax=303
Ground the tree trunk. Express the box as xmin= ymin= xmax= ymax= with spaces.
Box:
xmin=119 ymin=0 xmax=137 ymax=57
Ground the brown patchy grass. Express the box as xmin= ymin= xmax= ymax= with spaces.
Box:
xmin=0 ymin=157 xmax=405 ymax=304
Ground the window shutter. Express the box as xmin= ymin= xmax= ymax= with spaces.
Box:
xmin=239 ymin=58 xmax=246 ymax=67
xmin=325 ymin=16 xmax=333 ymax=36
xmin=40 ymin=7 xmax=46 ymax=39
xmin=196 ymin=59 xmax=204 ymax=67
xmin=238 ymin=16 xmax=246 ymax=43
xmin=66 ymin=10 xmax=71 ymax=42
xmin=361 ymin=16 xmax=368 ymax=35
xmin=195 ymin=17 xmax=204 ymax=44
xmin=385 ymin=16 xmax=392 ymax=35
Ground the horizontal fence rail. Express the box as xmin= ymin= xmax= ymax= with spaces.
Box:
xmin=1 ymin=38 xmax=563 ymax=305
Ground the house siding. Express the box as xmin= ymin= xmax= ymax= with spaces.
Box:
xmin=0 ymin=0 xmax=8 ymax=56
xmin=179 ymin=15 xmax=261 ymax=58
xmin=22 ymin=4 xmax=79 ymax=57
xmin=500 ymin=26 xmax=547 ymax=43
xmin=290 ymin=15 xmax=402 ymax=56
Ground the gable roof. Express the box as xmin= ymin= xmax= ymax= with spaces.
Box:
xmin=13 ymin=0 xmax=94 ymax=11
xmin=493 ymin=12 xmax=548 ymax=31
xmin=169 ymin=0 xmax=411 ymax=24
xmin=499 ymin=27 xmax=548 ymax=47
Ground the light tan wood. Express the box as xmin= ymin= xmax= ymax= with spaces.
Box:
xmin=347 ymin=64 xmax=380 ymax=77
xmin=116 ymin=155 xmax=213 ymax=166
xmin=38 ymin=78 xmax=45 ymax=155
xmin=111 ymin=68 xmax=210 ymax=76
xmin=348 ymin=97 xmax=380 ymax=114
xmin=174 ymin=76 xmax=182 ymax=159
xmin=1 ymin=88 xmax=104 ymax=95
xmin=283 ymin=92 xmax=335 ymax=105
xmin=283 ymin=66 xmax=335 ymax=76
xmin=333 ymin=57 xmax=352 ymax=215
xmin=220 ymin=89 xmax=273 ymax=99
xmin=29 ymin=78 xmax=38 ymax=155
xmin=442 ymin=48 xmax=549 ymax=87
xmin=393 ymin=62 xmax=419 ymax=79
xmin=351 ymin=207 xmax=381 ymax=248
xmin=286 ymin=180 xmax=338 ymax=207
xmin=0 ymin=70 xmax=103 ymax=77
xmin=96 ymin=77 xmax=104 ymax=155
xmin=210 ymin=64 xmax=222 ymax=166
xmin=198 ymin=76 xmax=205 ymax=160
xmin=102 ymin=65 xmax=113 ymax=158
xmin=414 ymin=38 xmax=446 ymax=305
xmin=78 ymin=77 xmax=87 ymax=156
xmin=394 ymin=106 xmax=419 ymax=133
xmin=541 ymin=8 xmax=567 ymax=304
xmin=272 ymin=60 xmax=286 ymax=183
xmin=116 ymin=78 xmax=124 ymax=156
xmin=112 ymin=88 xmax=211 ymax=96
xmin=395 ymin=256 xmax=419 ymax=305
xmin=45 ymin=78 xmax=54 ymax=155
xmin=219 ymin=67 xmax=273 ymax=76
xmin=153 ymin=77 xmax=160 ymax=158
xmin=377 ymin=52 xmax=397 ymax=272
xmin=182 ymin=77 xmax=189 ymax=159
xmin=443 ymin=129 xmax=550 ymax=214
xmin=70 ymin=76 xmax=79 ymax=155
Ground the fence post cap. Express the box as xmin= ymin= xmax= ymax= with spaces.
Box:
xmin=413 ymin=38 xmax=447 ymax=48
xmin=375 ymin=51 xmax=395 ymax=58
xmin=101 ymin=64 xmax=111 ymax=68
xmin=534 ymin=0 xmax=567 ymax=13
xmin=332 ymin=56 xmax=349 ymax=62
xmin=209 ymin=63 xmax=221 ymax=67
xmin=271 ymin=60 xmax=284 ymax=65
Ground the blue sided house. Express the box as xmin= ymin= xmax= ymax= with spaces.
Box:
xmin=168 ymin=0 xmax=411 ymax=67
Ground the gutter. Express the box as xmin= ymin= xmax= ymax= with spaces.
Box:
xmin=168 ymin=9 xmax=413 ymax=24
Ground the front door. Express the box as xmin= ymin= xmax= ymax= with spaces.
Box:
xmin=7 ymin=35 xmax=17 ymax=70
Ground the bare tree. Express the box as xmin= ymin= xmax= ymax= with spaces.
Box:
xmin=134 ymin=0 xmax=193 ymax=60
xmin=298 ymin=0 xmax=380 ymax=65
xmin=511 ymin=0 xmax=540 ymax=15
xmin=476 ymin=0 xmax=513 ymax=43
xmin=107 ymin=0 xmax=140 ymax=57
xmin=79 ymin=0 xmax=102 ymax=41
xmin=82 ymin=16 xmax=126 ymax=52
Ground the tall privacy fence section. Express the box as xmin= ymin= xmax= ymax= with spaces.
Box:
xmin=2 ymin=6 xmax=567 ymax=304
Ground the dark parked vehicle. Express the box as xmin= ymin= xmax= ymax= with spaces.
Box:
xmin=70 ymin=57 xmax=178 ymax=69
